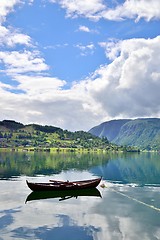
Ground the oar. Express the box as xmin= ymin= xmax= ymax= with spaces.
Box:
xmin=49 ymin=179 xmax=66 ymax=183
xmin=49 ymin=180 xmax=77 ymax=186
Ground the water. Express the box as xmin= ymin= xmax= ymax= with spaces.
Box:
xmin=0 ymin=151 xmax=160 ymax=240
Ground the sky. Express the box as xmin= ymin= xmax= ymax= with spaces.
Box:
xmin=0 ymin=0 xmax=160 ymax=131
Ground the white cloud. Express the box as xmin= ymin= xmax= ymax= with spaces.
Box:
xmin=1 ymin=36 xmax=160 ymax=131
xmin=1 ymin=35 xmax=160 ymax=131
xmin=0 ymin=1 xmax=160 ymax=131
xmin=78 ymin=25 xmax=98 ymax=34
xmin=44 ymin=43 xmax=68 ymax=50
xmin=89 ymin=36 xmax=160 ymax=118
xmin=50 ymin=0 xmax=160 ymax=21
xmin=0 ymin=82 xmax=14 ymax=90
xmin=101 ymin=0 xmax=160 ymax=21
xmin=0 ymin=26 xmax=32 ymax=47
xmin=0 ymin=0 xmax=21 ymax=23
xmin=50 ymin=0 xmax=106 ymax=20
xmin=0 ymin=87 xmax=101 ymax=130
xmin=78 ymin=25 xmax=91 ymax=32
xmin=0 ymin=50 xmax=49 ymax=74
xmin=0 ymin=1 xmax=33 ymax=49
xmin=15 ymin=75 xmax=66 ymax=96
xmin=75 ymin=43 xmax=95 ymax=56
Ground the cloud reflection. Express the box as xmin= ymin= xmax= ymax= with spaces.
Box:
xmin=0 ymin=177 xmax=160 ymax=240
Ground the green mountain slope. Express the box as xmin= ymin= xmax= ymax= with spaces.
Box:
xmin=0 ymin=120 xmax=24 ymax=130
xmin=89 ymin=119 xmax=130 ymax=141
xmin=0 ymin=120 xmax=62 ymax=133
xmin=0 ymin=120 xmax=117 ymax=151
xmin=89 ymin=118 xmax=160 ymax=150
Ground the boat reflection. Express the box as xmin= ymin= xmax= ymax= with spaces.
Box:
xmin=25 ymin=188 xmax=102 ymax=203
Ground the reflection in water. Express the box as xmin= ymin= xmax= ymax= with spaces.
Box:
xmin=102 ymin=181 xmax=160 ymax=213
xmin=0 ymin=151 xmax=160 ymax=186
xmin=92 ymin=152 xmax=160 ymax=185
xmin=25 ymin=188 xmax=102 ymax=203
xmin=1 ymin=180 xmax=160 ymax=240
xmin=0 ymin=152 xmax=160 ymax=240
xmin=0 ymin=151 xmax=109 ymax=179
xmin=11 ymin=214 xmax=100 ymax=240
xmin=94 ymin=185 xmax=160 ymax=240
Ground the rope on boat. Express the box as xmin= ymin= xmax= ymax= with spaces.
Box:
xmin=100 ymin=184 xmax=160 ymax=213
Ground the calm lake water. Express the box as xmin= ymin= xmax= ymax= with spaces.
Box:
xmin=0 ymin=151 xmax=160 ymax=240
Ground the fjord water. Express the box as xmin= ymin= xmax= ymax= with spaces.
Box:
xmin=0 ymin=151 xmax=160 ymax=240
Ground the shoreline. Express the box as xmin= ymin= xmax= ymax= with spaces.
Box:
xmin=0 ymin=147 xmax=144 ymax=153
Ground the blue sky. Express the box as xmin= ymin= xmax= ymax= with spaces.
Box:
xmin=0 ymin=0 xmax=160 ymax=131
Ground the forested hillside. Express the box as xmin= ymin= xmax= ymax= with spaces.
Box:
xmin=0 ymin=120 xmax=122 ymax=151
xmin=89 ymin=118 xmax=160 ymax=150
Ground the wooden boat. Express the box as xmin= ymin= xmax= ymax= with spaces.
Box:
xmin=25 ymin=188 xmax=102 ymax=203
xmin=26 ymin=177 xmax=101 ymax=192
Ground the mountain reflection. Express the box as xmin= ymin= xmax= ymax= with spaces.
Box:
xmin=0 ymin=151 xmax=160 ymax=185
xmin=0 ymin=151 xmax=109 ymax=179
xmin=92 ymin=152 xmax=160 ymax=185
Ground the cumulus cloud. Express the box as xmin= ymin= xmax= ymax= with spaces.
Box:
xmin=0 ymin=0 xmax=21 ymax=23
xmin=15 ymin=75 xmax=66 ymax=96
xmin=0 ymin=1 xmax=160 ymax=131
xmin=49 ymin=0 xmax=106 ymax=20
xmin=0 ymin=50 xmax=49 ymax=74
xmin=50 ymin=0 xmax=160 ymax=21
xmin=0 ymin=1 xmax=32 ymax=49
xmin=0 ymin=86 xmax=102 ymax=130
xmin=88 ymin=36 xmax=160 ymax=119
xmin=101 ymin=0 xmax=160 ymax=21
xmin=1 ymin=36 xmax=160 ymax=130
xmin=0 ymin=26 xmax=32 ymax=47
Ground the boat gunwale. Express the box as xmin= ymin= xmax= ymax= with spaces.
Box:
xmin=26 ymin=177 xmax=102 ymax=192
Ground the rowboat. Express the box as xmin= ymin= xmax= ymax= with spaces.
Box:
xmin=26 ymin=177 xmax=101 ymax=192
xmin=25 ymin=188 xmax=102 ymax=203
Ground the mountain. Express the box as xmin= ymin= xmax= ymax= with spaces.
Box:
xmin=89 ymin=119 xmax=131 ymax=141
xmin=0 ymin=120 xmax=62 ymax=133
xmin=0 ymin=120 xmax=24 ymax=130
xmin=0 ymin=120 xmax=118 ymax=151
xmin=89 ymin=118 xmax=160 ymax=150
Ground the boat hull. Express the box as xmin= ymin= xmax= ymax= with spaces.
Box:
xmin=26 ymin=177 xmax=101 ymax=192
